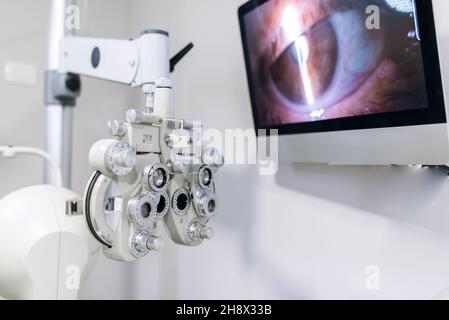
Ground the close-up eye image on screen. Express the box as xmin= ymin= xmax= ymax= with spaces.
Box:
xmin=243 ymin=0 xmax=428 ymax=126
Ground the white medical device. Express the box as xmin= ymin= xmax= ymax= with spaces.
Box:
xmin=0 ymin=147 xmax=100 ymax=300
xmin=51 ymin=28 xmax=223 ymax=261
xmin=85 ymin=111 xmax=222 ymax=261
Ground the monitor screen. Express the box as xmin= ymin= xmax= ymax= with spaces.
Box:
xmin=239 ymin=0 xmax=447 ymax=135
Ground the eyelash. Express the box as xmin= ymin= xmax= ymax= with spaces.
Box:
xmin=257 ymin=3 xmax=419 ymax=115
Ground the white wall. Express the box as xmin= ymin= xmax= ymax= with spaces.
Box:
xmin=0 ymin=0 xmax=49 ymax=195
xmin=3 ymin=0 xmax=449 ymax=300
xmin=127 ymin=0 xmax=449 ymax=300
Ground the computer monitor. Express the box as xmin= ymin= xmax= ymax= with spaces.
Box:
xmin=239 ymin=0 xmax=449 ymax=165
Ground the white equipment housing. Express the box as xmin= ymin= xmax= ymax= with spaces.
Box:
xmin=0 ymin=186 xmax=99 ymax=299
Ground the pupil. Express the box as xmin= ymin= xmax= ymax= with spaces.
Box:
xmin=270 ymin=18 xmax=337 ymax=105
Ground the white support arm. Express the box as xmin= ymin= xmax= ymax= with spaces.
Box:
xmin=60 ymin=31 xmax=170 ymax=87
xmin=0 ymin=146 xmax=64 ymax=188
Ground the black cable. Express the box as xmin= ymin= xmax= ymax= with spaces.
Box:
xmin=85 ymin=171 xmax=113 ymax=248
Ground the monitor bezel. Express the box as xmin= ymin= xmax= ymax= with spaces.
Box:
xmin=238 ymin=0 xmax=447 ymax=136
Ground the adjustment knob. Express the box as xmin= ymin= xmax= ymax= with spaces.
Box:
xmin=187 ymin=218 xmax=215 ymax=246
xmin=146 ymin=236 xmax=164 ymax=251
xmin=89 ymin=140 xmax=136 ymax=177
xmin=202 ymin=147 xmax=224 ymax=169
xmin=135 ymin=232 xmax=148 ymax=253
xmin=126 ymin=109 xmax=146 ymax=124
xmin=132 ymin=228 xmax=152 ymax=257
xmin=114 ymin=149 xmax=136 ymax=169
xmin=199 ymin=226 xmax=215 ymax=240
xmin=107 ymin=120 xmax=127 ymax=137
xmin=131 ymin=229 xmax=163 ymax=258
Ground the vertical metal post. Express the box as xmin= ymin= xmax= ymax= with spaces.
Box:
xmin=45 ymin=0 xmax=74 ymax=187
